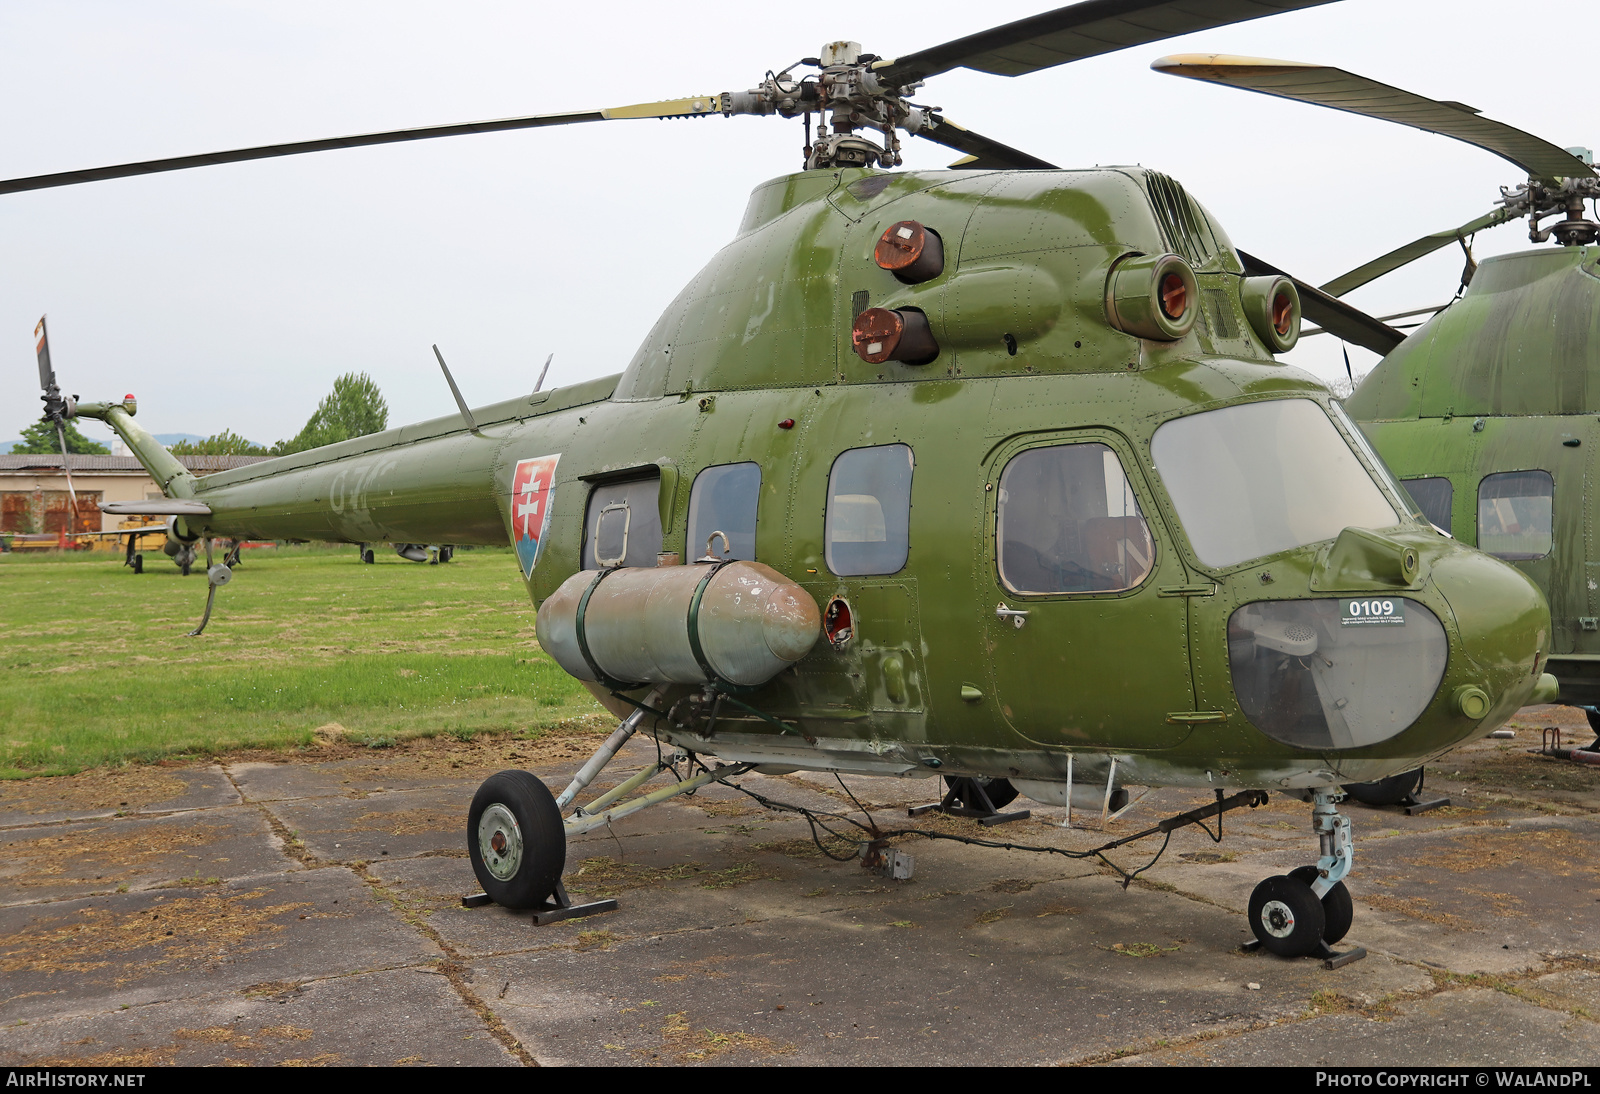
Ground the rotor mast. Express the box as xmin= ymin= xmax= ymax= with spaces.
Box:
xmin=721 ymin=41 xmax=934 ymax=170
xmin=1501 ymin=148 xmax=1600 ymax=246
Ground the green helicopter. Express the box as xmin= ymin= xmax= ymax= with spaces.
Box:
xmin=1155 ymin=54 xmax=1600 ymax=778
xmin=15 ymin=0 xmax=1557 ymax=961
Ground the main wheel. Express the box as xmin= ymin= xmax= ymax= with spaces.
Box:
xmin=1289 ymin=865 xmax=1353 ymax=945
xmin=1344 ymin=767 xmax=1423 ymax=807
xmin=132 ymin=553 xmax=143 ymax=574
xmin=1248 ymin=874 xmax=1326 ymax=958
xmin=360 ymin=548 xmax=375 ymax=565
xmin=467 ymin=770 xmax=566 ymax=910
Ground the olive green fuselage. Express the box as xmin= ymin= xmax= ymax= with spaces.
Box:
xmin=90 ymin=166 xmax=1550 ymax=794
xmin=1348 ymin=245 xmax=1600 ymax=703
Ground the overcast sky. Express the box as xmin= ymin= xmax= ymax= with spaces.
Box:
xmin=2 ymin=0 xmax=1590 ymax=445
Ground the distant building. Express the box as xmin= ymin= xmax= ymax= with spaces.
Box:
xmin=0 ymin=454 xmax=271 ymax=535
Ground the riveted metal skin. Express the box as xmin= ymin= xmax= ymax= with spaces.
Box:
xmin=874 ymin=220 xmax=945 ymax=284
xmin=77 ymin=165 xmax=1549 ymax=795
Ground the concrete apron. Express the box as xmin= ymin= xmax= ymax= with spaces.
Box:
xmin=0 ymin=708 xmax=1596 ymax=1067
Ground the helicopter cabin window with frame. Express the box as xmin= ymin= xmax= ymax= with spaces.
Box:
xmin=581 ymin=476 xmax=663 ymax=570
xmin=1403 ymin=477 xmax=1454 ymax=533
xmin=687 ymin=462 xmax=760 ymax=562
xmin=825 ymin=444 xmax=913 ymax=577
xmin=1150 ymin=399 xmax=1400 ymax=570
xmin=997 ymin=443 xmax=1154 ymax=595
xmin=1478 ymin=470 xmax=1554 ymax=561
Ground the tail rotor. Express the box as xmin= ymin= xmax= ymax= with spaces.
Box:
xmin=34 ymin=316 xmax=80 ymax=536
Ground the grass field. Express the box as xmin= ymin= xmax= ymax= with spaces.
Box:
xmin=0 ymin=544 xmax=603 ymax=778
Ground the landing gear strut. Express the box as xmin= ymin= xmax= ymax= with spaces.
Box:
xmin=1245 ymin=789 xmax=1366 ymax=967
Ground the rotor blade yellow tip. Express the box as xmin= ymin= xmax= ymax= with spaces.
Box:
xmin=1151 ymin=53 xmax=1317 ymax=76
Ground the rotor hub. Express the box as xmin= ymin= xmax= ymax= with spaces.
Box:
xmin=722 ymin=43 xmax=929 ymax=170
xmin=1503 ymin=176 xmax=1600 ymax=246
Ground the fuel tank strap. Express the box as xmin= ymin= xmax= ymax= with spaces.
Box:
xmin=684 ymin=559 xmax=734 ymax=687
xmin=574 ymin=567 xmax=647 ymax=692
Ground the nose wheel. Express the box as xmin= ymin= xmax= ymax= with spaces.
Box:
xmin=1248 ymin=874 xmax=1325 ymax=956
xmin=1244 ymin=790 xmax=1366 ymax=967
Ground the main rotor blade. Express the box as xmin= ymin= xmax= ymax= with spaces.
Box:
xmin=0 ymin=96 xmax=725 ymax=195
xmin=1320 ymin=207 xmax=1515 ymax=297
xmin=1152 ymin=55 xmax=1595 ymax=185
xmin=1238 ymin=250 xmax=1404 ymax=355
xmin=916 ymin=116 xmax=1060 ymax=170
xmin=874 ymin=0 xmax=1339 ymax=86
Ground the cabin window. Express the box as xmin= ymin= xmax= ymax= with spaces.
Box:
xmin=1478 ymin=470 xmax=1553 ymax=560
xmin=581 ymin=477 xmax=663 ymax=569
xmin=1402 ymin=477 xmax=1453 ymax=532
xmin=997 ymin=443 xmax=1154 ymax=594
xmin=825 ymin=444 xmax=913 ymax=576
xmin=687 ymin=462 xmax=761 ymax=560
xmin=1150 ymin=399 xmax=1399 ymax=569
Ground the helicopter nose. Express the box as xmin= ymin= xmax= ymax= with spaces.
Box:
xmin=1430 ymin=546 xmax=1551 ymax=724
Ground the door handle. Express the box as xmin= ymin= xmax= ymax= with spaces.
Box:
xmin=996 ymin=602 xmax=1029 ymax=629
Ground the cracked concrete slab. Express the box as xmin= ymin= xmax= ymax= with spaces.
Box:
xmin=0 ymin=806 xmax=287 ymax=905
xmin=0 ymin=764 xmax=240 ymax=828
xmin=0 ymin=868 xmax=442 ymax=1023
xmin=1114 ymin=987 xmax=1597 ymax=1067
xmin=0 ymin=966 xmax=516 ymax=1066
xmin=2 ymin=716 xmax=1597 ymax=1067
xmin=263 ymin=785 xmax=472 ymax=863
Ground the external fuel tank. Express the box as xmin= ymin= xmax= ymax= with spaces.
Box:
xmin=535 ymin=561 xmax=820 ymax=689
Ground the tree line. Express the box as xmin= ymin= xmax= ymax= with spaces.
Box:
xmin=12 ymin=372 xmax=389 ymax=457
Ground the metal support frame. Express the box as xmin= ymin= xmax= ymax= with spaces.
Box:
xmin=1400 ymin=792 xmax=1451 ymax=816
xmin=1534 ymin=724 xmax=1600 ymax=765
xmin=1099 ymin=758 xmax=1119 ymax=828
xmin=461 ymin=879 xmax=619 ymax=925
xmin=1057 ymin=754 xmax=1144 ymax=830
xmin=1060 ymin=753 xmax=1073 ymax=828
xmin=908 ymin=775 xmax=1030 ymax=827
xmin=555 ymin=686 xmax=666 ymax=809
xmin=565 ymin=761 xmax=753 ymax=837
xmin=1243 ymin=933 xmax=1367 ymax=970
xmin=1344 ymin=768 xmax=1451 ymax=816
